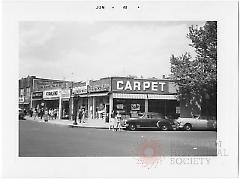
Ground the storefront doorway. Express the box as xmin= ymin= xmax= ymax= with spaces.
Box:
xmin=62 ymin=100 xmax=69 ymax=119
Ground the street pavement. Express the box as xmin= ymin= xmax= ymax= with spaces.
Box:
xmin=19 ymin=120 xmax=217 ymax=157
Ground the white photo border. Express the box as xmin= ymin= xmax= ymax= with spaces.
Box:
xmin=1 ymin=0 xmax=238 ymax=178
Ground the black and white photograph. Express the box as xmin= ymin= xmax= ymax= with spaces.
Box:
xmin=1 ymin=0 xmax=238 ymax=178
xmin=18 ymin=21 xmax=217 ymax=158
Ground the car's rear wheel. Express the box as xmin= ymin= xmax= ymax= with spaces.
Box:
xmin=184 ymin=124 xmax=192 ymax=131
xmin=160 ymin=124 xmax=169 ymax=131
xmin=129 ymin=124 xmax=136 ymax=131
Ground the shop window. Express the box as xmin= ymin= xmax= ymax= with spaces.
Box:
xmin=26 ymin=87 xmax=30 ymax=97
xmin=20 ymin=89 xmax=24 ymax=96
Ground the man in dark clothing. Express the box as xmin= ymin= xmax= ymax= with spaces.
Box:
xmin=78 ymin=109 xmax=83 ymax=123
xmin=29 ymin=108 xmax=33 ymax=117
xmin=40 ymin=108 xmax=44 ymax=119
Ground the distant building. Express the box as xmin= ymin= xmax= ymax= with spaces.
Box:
xmin=19 ymin=76 xmax=72 ymax=119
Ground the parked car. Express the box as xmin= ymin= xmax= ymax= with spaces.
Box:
xmin=175 ymin=115 xmax=217 ymax=131
xmin=19 ymin=108 xmax=25 ymax=120
xmin=124 ymin=112 xmax=176 ymax=131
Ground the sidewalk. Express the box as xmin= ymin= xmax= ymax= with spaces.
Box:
xmin=24 ymin=116 xmax=109 ymax=129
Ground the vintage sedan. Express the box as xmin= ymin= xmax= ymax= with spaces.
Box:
xmin=124 ymin=112 xmax=176 ymax=131
xmin=175 ymin=115 xmax=217 ymax=131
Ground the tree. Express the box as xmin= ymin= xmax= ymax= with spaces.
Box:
xmin=170 ymin=21 xmax=217 ymax=117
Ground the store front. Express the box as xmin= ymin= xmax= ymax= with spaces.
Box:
xmin=72 ymin=82 xmax=88 ymax=120
xmin=31 ymin=91 xmax=43 ymax=110
xmin=87 ymin=78 xmax=111 ymax=122
xmin=60 ymin=89 xmax=70 ymax=119
xmin=109 ymin=77 xmax=179 ymax=120
xmin=87 ymin=94 xmax=109 ymax=121
xmin=43 ymin=89 xmax=61 ymax=118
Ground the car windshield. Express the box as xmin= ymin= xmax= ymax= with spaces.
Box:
xmin=140 ymin=113 xmax=164 ymax=119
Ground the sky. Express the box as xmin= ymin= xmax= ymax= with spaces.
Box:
xmin=19 ymin=21 xmax=205 ymax=82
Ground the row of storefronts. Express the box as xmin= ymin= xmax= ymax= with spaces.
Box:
xmin=20 ymin=76 xmax=182 ymax=122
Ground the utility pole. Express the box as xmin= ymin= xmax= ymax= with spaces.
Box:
xmin=71 ymin=81 xmax=77 ymax=125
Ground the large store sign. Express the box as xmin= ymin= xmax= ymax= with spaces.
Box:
xmin=32 ymin=92 xmax=43 ymax=99
xmin=43 ymin=90 xmax=60 ymax=99
xmin=88 ymin=78 xmax=111 ymax=93
xmin=61 ymin=89 xmax=70 ymax=98
xmin=73 ymin=82 xmax=87 ymax=95
xmin=33 ymin=79 xmax=71 ymax=91
xmin=112 ymin=78 xmax=169 ymax=94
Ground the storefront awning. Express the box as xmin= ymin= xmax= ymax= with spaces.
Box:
xmin=147 ymin=94 xmax=177 ymax=100
xmin=87 ymin=92 xmax=109 ymax=97
xmin=19 ymin=102 xmax=30 ymax=105
xmin=113 ymin=93 xmax=147 ymax=99
xmin=44 ymin=97 xmax=59 ymax=101
xmin=78 ymin=94 xmax=88 ymax=98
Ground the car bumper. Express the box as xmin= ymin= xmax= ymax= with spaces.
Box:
xmin=171 ymin=125 xmax=177 ymax=130
xmin=175 ymin=123 xmax=184 ymax=130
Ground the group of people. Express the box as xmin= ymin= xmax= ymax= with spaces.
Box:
xmin=30 ymin=107 xmax=58 ymax=122
xmin=77 ymin=108 xmax=86 ymax=123
xmin=109 ymin=111 xmax=123 ymax=131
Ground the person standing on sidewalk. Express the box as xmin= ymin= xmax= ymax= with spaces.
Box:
xmin=116 ymin=111 xmax=122 ymax=131
xmin=109 ymin=110 xmax=115 ymax=131
xmin=78 ymin=108 xmax=83 ymax=123
xmin=33 ymin=108 xmax=37 ymax=120
xmin=40 ymin=108 xmax=44 ymax=120
xmin=29 ymin=108 xmax=33 ymax=117
xmin=44 ymin=108 xmax=49 ymax=122
xmin=81 ymin=108 xmax=86 ymax=123
xmin=53 ymin=108 xmax=57 ymax=119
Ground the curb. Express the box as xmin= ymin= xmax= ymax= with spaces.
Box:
xmin=68 ymin=124 xmax=109 ymax=129
xmin=24 ymin=117 xmax=109 ymax=129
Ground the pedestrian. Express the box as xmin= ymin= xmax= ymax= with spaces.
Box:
xmin=44 ymin=108 xmax=49 ymax=122
xmin=40 ymin=108 xmax=44 ymax=120
xmin=109 ymin=110 xmax=115 ymax=131
xmin=33 ymin=108 xmax=37 ymax=120
xmin=54 ymin=108 xmax=57 ymax=119
xmin=50 ymin=109 xmax=54 ymax=120
xmin=78 ymin=108 xmax=83 ymax=123
xmin=115 ymin=111 xmax=122 ymax=131
xmin=23 ymin=108 xmax=27 ymax=116
xmin=81 ymin=109 xmax=86 ymax=123
xmin=29 ymin=108 xmax=33 ymax=117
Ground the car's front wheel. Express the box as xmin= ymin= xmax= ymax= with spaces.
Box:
xmin=184 ymin=124 xmax=192 ymax=131
xmin=128 ymin=124 xmax=137 ymax=131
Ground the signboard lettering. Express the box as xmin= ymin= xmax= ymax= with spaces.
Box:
xmin=89 ymin=78 xmax=111 ymax=93
xmin=43 ymin=90 xmax=60 ymax=99
xmin=115 ymin=79 xmax=166 ymax=92
xmin=32 ymin=92 xmax=43 ymax=99
xmin=73 ymin=86 xmax=87 ymax=95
